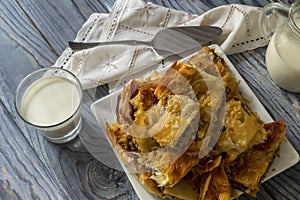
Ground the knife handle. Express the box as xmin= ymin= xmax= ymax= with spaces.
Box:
xmin=68 ymin=40 xmax=150 ymax=51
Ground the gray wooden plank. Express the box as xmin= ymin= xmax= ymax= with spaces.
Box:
xmin=0 ymin=0 xmax=299 ymax=199
xmin=0 ymin=0 xmax=138 ymax=199
xmin=0 ymin=38 xmax=138 ymax=199
xmin=14 ymin=0 xmax=114 ymax=55
xmin=0 ymin=67 xmax=65 ymax=200
xmin=0 ymin=0 xmax=113 ymax=66
xmin=0 ymin=0 xmax=56 ymax=68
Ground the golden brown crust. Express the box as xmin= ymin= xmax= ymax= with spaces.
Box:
xmin=165 ymin=153 xmax=200 ymax=187
xmin=229 ymin=121 xmax=286 ymax=197
xmin=135 ymin=172 xmax=165 ymax=198
xmin=116 ymin=80 xmax=141 ymax=124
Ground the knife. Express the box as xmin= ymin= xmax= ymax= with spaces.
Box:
xmin=68 ymin=26 xmax=222 ymax=58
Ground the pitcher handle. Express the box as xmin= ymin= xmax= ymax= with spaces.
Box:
xmin=259 ymin=2 xmax=290 ymax=40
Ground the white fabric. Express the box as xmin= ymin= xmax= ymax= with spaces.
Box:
xmin=53 ymin=0 xmax=268 ymax=90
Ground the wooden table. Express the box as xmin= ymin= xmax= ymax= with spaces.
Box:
xmin=1 ymin=0 xmax=299 ymax=199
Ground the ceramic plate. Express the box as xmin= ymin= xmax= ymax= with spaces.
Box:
xmin=91 ymin=44 xmax=299 ymax=199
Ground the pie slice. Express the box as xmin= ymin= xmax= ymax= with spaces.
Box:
xmin=229 ymin=121 xmax=286 ymax=196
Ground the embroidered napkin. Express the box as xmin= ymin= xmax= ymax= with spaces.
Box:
xmin=53 ymin=0 xmax=268 ymax=90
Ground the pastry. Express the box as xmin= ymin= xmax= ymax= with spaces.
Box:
xmin=106 ymin=46 xmax=285 ymax=199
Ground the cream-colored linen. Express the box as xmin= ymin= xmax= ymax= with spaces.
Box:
xmin=53 ymin=0 xmax=267 ymax=90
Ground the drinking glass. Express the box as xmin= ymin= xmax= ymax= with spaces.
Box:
xmin=15 ymin=67 xmax=83 ymax=144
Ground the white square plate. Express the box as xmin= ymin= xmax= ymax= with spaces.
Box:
xmin=91 ymin=45 xmax=299 ymax=199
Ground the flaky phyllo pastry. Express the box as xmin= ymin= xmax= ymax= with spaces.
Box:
xmin=106 ymin=47 xmax=286 ymax=200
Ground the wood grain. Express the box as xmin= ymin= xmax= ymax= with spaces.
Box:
xmin=0 ymin=0 xmax=299 ymax=200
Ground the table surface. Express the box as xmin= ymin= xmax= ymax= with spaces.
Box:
xmin=1 ymin=0 xmax=299 ymax=199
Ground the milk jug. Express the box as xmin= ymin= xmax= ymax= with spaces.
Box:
xmin=259 ymin=1 xmax=300 ymax=93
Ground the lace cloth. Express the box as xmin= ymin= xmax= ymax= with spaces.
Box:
xmin=52 ymin=0 xmax=268 ymax=90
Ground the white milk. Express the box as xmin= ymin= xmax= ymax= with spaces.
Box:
xmin=265 ymin=20 xmax=300 ymax=93
xmin=22 ymin=76 xmax=80 ymax=126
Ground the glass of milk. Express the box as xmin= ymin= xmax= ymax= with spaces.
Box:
xmin=15 ymin=67 xmax=83 ymax=144
xmin=259 ymin=0 xmax=300 ymax=93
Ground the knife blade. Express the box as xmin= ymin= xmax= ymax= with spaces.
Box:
xmin=68 ymin=26 xmax=222 ymax=58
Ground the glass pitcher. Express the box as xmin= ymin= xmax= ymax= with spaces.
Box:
xmin=259 ymin=0 xmax=300 ymax=93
